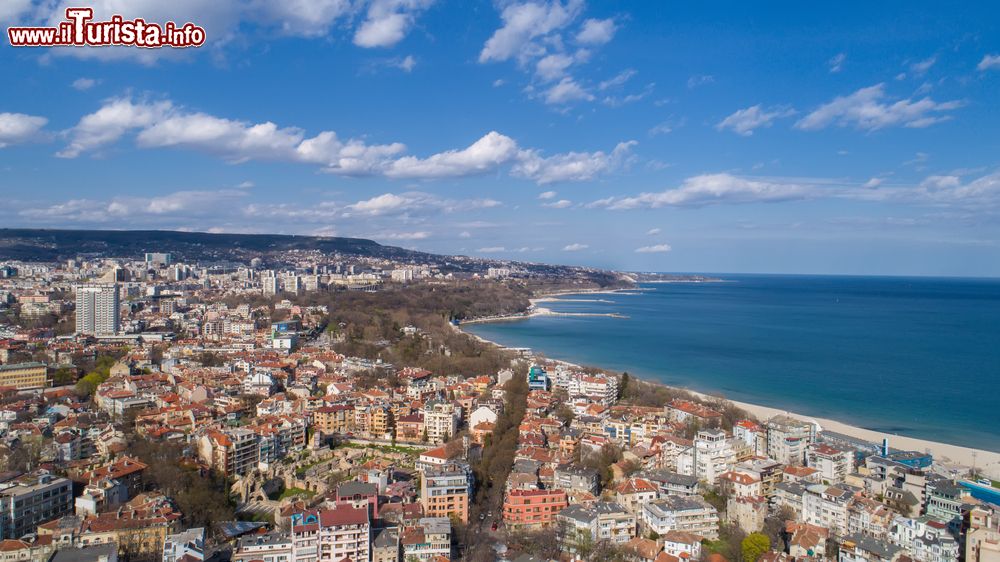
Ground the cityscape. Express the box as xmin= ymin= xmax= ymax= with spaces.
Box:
xmin=0 ymin=241 xmax=998 ymax=562
xmin=3 ymin=1 xmax=1000 ymax=562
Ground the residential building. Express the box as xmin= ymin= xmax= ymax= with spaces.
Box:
xmin=807 ymin=444 xmax=853 ymax=483
xmin=0 ymin=471 xmax=73 ymax=540
xmin=502 ymin=489 xmax=568 ymax=530
xmin=421 ymin=401 xmax=459 ymax=444
xmin=767 ymin=415 xmax=816 ymax=466
xmin=553 ymin=464 xmax=601 ymax=496
xmin=197 ymin=429 xmax=259 ymax=477
xmin=558 ymin=501 xmax=636 ymax=554
xmin=401 ymin=517 xmax=450 ymax=560
xmin=965 ymin=506 xmax=1000 ymax=562
xmin=290 ymin=505 xmax=370 ymax=562
xmin=838 ymin=533 xmax=902 ymax=562
xmin=162 ymin=528 xmax=204 ymax=562
xmin=0 ymin=362 xmax=48 ymax=390
xmin=232 ymin=532 xmax=294 ymax=562
xmin=802 ymin=484 xmax=857 ymax=536
xmin=640 ymin=495 xmax=719 ymax=540
xmin=421 ymin=467 xmax=471 ymax=523
xmin=888 ymin=515 xmax=959 ymax=562
xmin=526 ymin=364 xmax=550 ymax=392
xmin=75 ymin=284 xmax=120 ymax=336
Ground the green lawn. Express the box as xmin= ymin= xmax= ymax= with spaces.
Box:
xmin=278 ymin=487 xmax=316 ymax=500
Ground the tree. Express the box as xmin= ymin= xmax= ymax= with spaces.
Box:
xmin=52 ymin=366 xmax=77 ymax=386
xmin=554 ymin=403 xmax=575 ymax=425
xmin=618 ymin=372 xmax=630 ymax=400
xmin=742 ymin=532 xmax=771 ymax=562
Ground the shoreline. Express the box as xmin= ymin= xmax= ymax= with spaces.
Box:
xmin=457 ymin=289 xmax=1000 ymax=480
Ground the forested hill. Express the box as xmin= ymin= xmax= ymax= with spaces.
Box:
xmin=0 ymin=228 xmax=431 ymax=263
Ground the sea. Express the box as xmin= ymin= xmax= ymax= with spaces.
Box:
xmin=464 ymin=274 xmax=1000 ymax=453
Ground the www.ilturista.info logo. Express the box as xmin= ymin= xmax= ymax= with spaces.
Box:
xmin=7 ymin=8 xmax=206 ymax=48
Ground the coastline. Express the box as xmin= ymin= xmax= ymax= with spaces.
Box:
xmin=456 ymin=288 xmax=1000 ymax=480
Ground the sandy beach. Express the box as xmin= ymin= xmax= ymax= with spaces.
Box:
xmin=722 ymin=397 xmax=1000 ymax=480
xmin=456 ymin=291 xmax=1000 ymax=481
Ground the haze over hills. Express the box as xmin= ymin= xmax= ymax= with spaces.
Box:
xmin=0 ymin=228 xmax=426 ymax=263
xmin=0 ymin=228 xmax=636 ymax=284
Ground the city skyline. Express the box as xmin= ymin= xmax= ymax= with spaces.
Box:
xmin=2 ymin=2 xmax=1000 ymax=276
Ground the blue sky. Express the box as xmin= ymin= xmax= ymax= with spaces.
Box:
xmin=2 ymin=1 xmax=1000 ymax=276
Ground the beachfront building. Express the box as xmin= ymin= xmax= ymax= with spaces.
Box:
xmin=677 ymin=429 xmax=737 ymax=484
xmin=807 ymin=443 xmax=854 ymax=483
xmin=527 ymin=364 xmax=550 ymax=391
xmin=767 ymin=415 xmax=816 ymax=466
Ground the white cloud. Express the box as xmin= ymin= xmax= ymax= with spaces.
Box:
xmin=368 ymin=231 xmax=430 ymax=240
xmin=478 ymin=0 xmax=584 ymax=63
xmin=478 ymin=1 xmax=621 ymax=108
xmin=538 ymin=190 xmax=558 ymax=199
xmin=19 ymin=189 xmax=248 ymax=222
xmin=512 ymin=140 xmax=636 ymax=184
xmin=62 ymin=96 xmax=631 ymax=184
xmin=795 ymin=83 xmax=963 ymax=131
xmin=57 ymin=97 xmax=173 ymax=158
xmin=353 ymin=0 xmax=433 ymax=48
xmin=978 ymin=54 xmax=1000 ymax=71
xmin=587 ymin=170 xmax=1000 ymax=212
xmin=687 ymin=75 xmax=714 ymax=89
xmin=909 ymin=56 xmax=937 ymax=76
xmin=250 ymin=0 xmax=354 ymax=37
xmin=716 ymin=104 xmax=796 ymax=136
xmin=543 ymin=77 xmax=594 ymax=104
xmin=598 ymin=69 xmax=636 ymax=91
xmin=0 ymin=112 xmax=48 ymax=148
xmin=535 ymin=53 xmax=576 ymax=82
xmin=385 ymin=131 xmax=520 ymax=178
xmin=344 ymin=191 xmax=501 ymax=216
xmin=477 ymin=246 xmax=506 ymax=252
xmin=646 ymin=228 xmax=661 ymax=235
xmin=399 ymin=55 xmax=417 ymax=72
xmin=590 ymin=173 xmax=816 ymax=209
xmin=649 ymin=118 xmax=682 ymax=137
xmin=828 ymin=53 xmax=845 ymax=73
xmin=635 ymin=244 xmax=671 ymax=253
xmin=0 ymin=0 xmax=32 ymax=23
xmin=542 ymin=199 xmax=572 ymax=208
xmin=562 ymin=243 xmax=588 ymax=251
xmin=72 ymin=78 xmax=99 ymax=91
xmin=459 ymin=231 xmax=471 ymax=238
xmin=576 ymin=17 xmax=616 ymax=45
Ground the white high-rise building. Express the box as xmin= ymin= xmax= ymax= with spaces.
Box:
xmin=75 ymin=284 xmax=120 ymax=335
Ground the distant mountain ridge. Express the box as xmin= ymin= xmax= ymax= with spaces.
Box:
xmin=0 ymin=228 xmax=433 ymax=263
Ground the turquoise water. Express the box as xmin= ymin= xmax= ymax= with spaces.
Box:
xmin=465 ymin=275 xmax=1000 ymax=452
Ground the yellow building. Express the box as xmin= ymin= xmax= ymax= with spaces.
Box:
xmin=0 ymin=362 xmax=48 ymax=390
